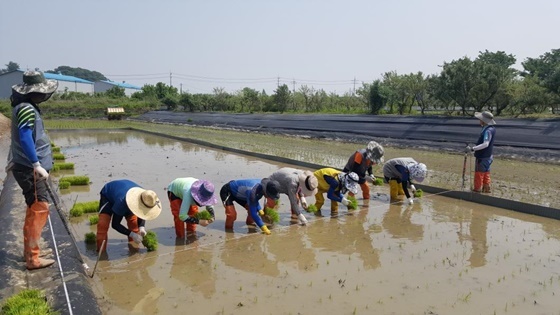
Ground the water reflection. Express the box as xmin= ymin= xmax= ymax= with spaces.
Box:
xmin=382 ymin=203 xmax=424 ymax=241
xmin=265 ymin=229 xmax=316 ymax=271
xmin=170 ymin=244 xmax=216 ymax=299
xmin=219 ymin=233 xmax=280 ymax=277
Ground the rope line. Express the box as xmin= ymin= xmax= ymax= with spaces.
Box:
xmin=47 ymin=214 xmax=74 ymax=315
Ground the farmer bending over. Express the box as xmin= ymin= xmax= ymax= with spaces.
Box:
xmin=383 ymin=158 xmax=427 ymax=204
xmin=312 ymin=168 xmax=359 ymax=215
xmin=343 ymin=141 xmax=384 ymax=199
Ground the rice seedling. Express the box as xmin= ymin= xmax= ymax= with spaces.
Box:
xmin=373 ymin=178 xmax=384 ymax=186
xmin=263 ymin=207 xmax=280 ymax=223
xmin=195 ymin=210 xmax=213 ymax=220
xmin=89 ymin=215 xmax=99 ymax=225
xmin=347 ymin=196 xmax=358 ymax=210
xmin=59 ymin=181 xmax=70 ymax=189
xmin=0 ymin=289 xmax=55 ymax=315
xmin=414 ymin=189 xmax=424 ymax=198
xmin=306 ymin=204 xmax=318 ymax=213
xmin=52 ymin=147 xmax=61 ymax=153
xmin=84 ymin=232 xmax=96 ymax=244
xmin=142 ymin=231 xmax=158 ymax=251
xmin=52 ymin=162 xmax=74 ymax=171
xmin=60 ymin=176 xmax=90 ymax=185
xmin=53 ymin=153 xmax=65 ymax=160
xmin=71 ymin=201 xmax=99 ymax=216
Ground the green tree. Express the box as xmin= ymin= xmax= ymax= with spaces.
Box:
xmin=0 ymin=61 xmax=20 ymax=74
xmin=179 ymin=93 xmax=196 ymax=112
xmin=522 ymin=48 xmax=560 ymax=113
xmin=369 ymin=80 xmax=387 ymax=114
xmin=240 ymin=87 xmax=260 ymax=112
xmin=104 ymin=86 xmax=126 ymax=98
xmin=47 ymin=65 xmax=107 ymax=81
xmin=272 ymin=84 xmax=291 ymax=112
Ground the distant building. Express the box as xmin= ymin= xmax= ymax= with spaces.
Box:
xmin=0 ymin=70 xmax=94 ymax=99
xmin=94 ymin=80 xmax=142 ymax=96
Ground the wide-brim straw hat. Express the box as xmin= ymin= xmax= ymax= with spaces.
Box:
xmin=298 ymin=170 xmax=318 ymax=196
xmin=125 ymin=187 xmax=162 ymax=220
xmin=12 ymin=71 xmax=58 ymax=95
xmin=474 ymin=111 xmax=496 ymax=125
xmin=191 ymin=179 xmax=218 ymax=206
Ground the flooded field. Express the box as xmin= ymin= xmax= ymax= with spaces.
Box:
xmin=49 ymin=130 xmax=560 ymax=315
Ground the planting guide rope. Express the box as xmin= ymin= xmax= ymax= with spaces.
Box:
xmin=47 ymin=214 xmax=74 ymax=315
xmin=94 ymin=188 xmax=459 ymax=273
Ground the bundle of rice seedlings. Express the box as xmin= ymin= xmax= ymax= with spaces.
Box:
xmin=414 ymin=189 xmax=424 ymax=198
xmin=347 ymin=195 xmax=358 ymax=210
xmin=373 ymin=178 xmax=384 ymax=186
xmin=142 ymin=231 xmax=158 ymax=252
xmin=61 ymin=176 xmax=90 ymax=185
xmin=195 ymin=209 xmax=213 ymax=220
xmin=1 ymin=289 xmax=55 ymax=315
xmin=306 ymin=204 xmax=318 ymax=213
xmin=52 ymin=162 xmax=74 ymax=171
xmin=52 ymin=147 xmax=61 ymax=153
xmin=69 ymin=207 xmax=83 ymax=217
xmin=71 ymin=201 xmax=99 ymax=215
xmin=59 ymin=181 xmax=70 ymax=189
xmin=53 ymin=153 xmax=65 ymax=160
xmin=263 ymin=207 xmax=280 ymax=223
xmin=89 ymin=215 xmax=99 ymax=225
xmin=84 ymin=232 xmax=96 ymax=244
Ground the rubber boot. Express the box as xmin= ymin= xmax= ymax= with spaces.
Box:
xmin=24 ymin=201 xmax=54 ymax=270
xmin=330 ymin=200 xmax=339 ymax=215
xmin=97 ymin=213 xmax=111 ymax=253
xmin=225 ymin=205 xmax=237 ymax=229
xmin=397 ymin=183 xmax=405 ymax=196
xmin=359 ymin=182 xmax=370 ymax=199
xmin=126 ymin=215 xmax=139 ymax=242
xmin=170 ymin=198 xmax=185 ymax=238
xmin=482 ymin=172 xmax=491 ymax=193
xmin=187 ymin=205 xmax=199 ymax=233
xmin=315 ymin=193 xmax=325 ymax=216
xmin=244 ymin=205 xmax=255 ymax=226
xmin=473 ymin=172 xmax=484 ymax=192
xmin=389 ymin=180 xmax=399 ymax=200
xmin=265 ymin=197 xmax=276 ymax=209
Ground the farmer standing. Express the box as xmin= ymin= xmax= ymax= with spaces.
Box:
xmin=343 ymin=141 xmax=384 ymax=199
xmin=312 ymin=168 xmax=359 ymax=215
xmin=167 ymin=177 xmax=217 ymax=238
xmin=9 ymin=71 xmax=58 ymax=270
xmin=96 ymin=179 xmax=162 ymax=252
xmin=383 ymin=158 xmax=427 ymax=204
xmin=466 ymin=111 xmax=496 ymax=193
xmin=268 ymin=167 xmax=319 ymax=225
xmin=220 ymin=178 xmax=281 ymax=234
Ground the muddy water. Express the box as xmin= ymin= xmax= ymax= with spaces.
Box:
xmin=49 ymin=130 xmax=560 ymax=315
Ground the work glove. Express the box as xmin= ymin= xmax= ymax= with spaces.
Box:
xmin=300 ymin=197 xmax=308 ymax=209
xmin=410 ymin=185 xmax=417 ymax=194
xmin=407 ymin=197 xmax=414 ymax=205
xmin=32 ymin=162 xmax=49 ymax=180
xmin=261 ymin=225 xmax=271 ymax=235
xmin=465 ymin=145 xmax=475 ymax=153
xmin=258 ymin=209 xmax=265 ymax=216
xmin=130 ymin=231 xmax=143 ymax=244
xmin=139 ymin=226 xmax=147 ymax=237
xmin=341 ymin=198 xmax=350 ymax=206
xmin=365 ymin=175 xmax=375 ymax=183
xmin=199 ymin=219 xmax=210 ymax=227
xmin=298 ymin=213 xmax=308 ymax=225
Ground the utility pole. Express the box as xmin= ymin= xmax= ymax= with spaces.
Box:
xmin=277 ymin=76 xmax=280 ymax=87
xmin=170 ymin=72 xmax=172 ymax=87
xmin=353 ymin=77 xmax=356 ymax=95
xmin=292 ymin=79 xmax=296 ymax=93
xmin=180 ymin=83 xmax=183 ymax=94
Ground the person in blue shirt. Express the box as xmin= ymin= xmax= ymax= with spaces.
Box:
xmin=219 ymin=178 xmax=281 ymax=234
xmin=466 ymin=111 xmax=497 ymax=193
xmin=97 ymin=179 xmax=162 ymax=253
xmin=383 ymin=158 xmax=427 ymax=204
xmin=9 ymin=71 xmax=58 ymax=270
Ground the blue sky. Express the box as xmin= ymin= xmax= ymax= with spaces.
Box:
xmin=1 ymin=0 xmax=558 ymax=94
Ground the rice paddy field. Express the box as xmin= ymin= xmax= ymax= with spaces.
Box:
xmin=43 ymin=125 xmax=560 ymax=315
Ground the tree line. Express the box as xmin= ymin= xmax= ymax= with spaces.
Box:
xmin=2 ymin=48 xmax=559 ymax=117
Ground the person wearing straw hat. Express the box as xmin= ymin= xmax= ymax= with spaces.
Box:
xmin=96 ymin=179 xmax=162 ymax=253
xmin=383 ymin=158 xmax=427 ymax=204
xmin=167 ymin=177 xmax=218 ymax=238
xmin=466 ymin=111 xmax=497 ymax=193
xmin=343 ymin=141 xmax=385 ymax=200
xmin=9 ymin=71 xmax=58 ymax=269
xmin=268 ymin=167 xmax=319 ymax=225
xmin=312 ymin=168 xmax=359 ymax=215
xmin=219 ymin=178 xmax=281 ymax=234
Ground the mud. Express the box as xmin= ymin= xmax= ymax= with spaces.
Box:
xmin=45 ymin=130 xmax=560 ymax=315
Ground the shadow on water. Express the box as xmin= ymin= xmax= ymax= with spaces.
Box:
xmin=48 ymin=130 xmax=560 ymax=315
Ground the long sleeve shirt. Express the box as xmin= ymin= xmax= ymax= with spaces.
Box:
xmin=314 ymin=168 xmax=344 ymax=202
xmin=228 ymin=179 xmax=266 ymax=228
xmin=269 ymin=167 xmax=306 ymax=215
